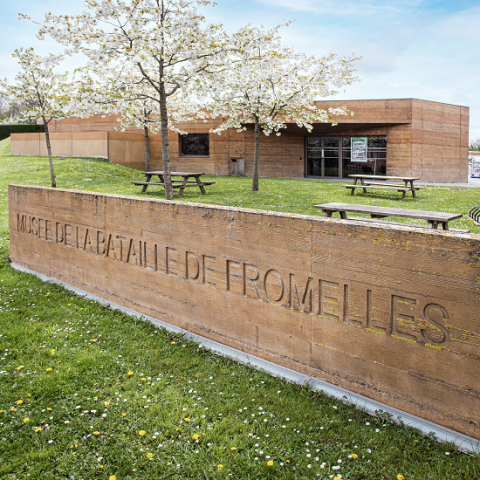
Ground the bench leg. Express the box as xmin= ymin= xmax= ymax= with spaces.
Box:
xmin=193 ymin=175 xmax=207 ymax=195
xmin=409 ymin=181 xmax=416 ymax=198
xmin=400 ymin=190 xmax=406 ymax=200
xmin=360 ymin=179 xmax=367 ymax=193
xmin=178 ymin=177 xmax=189 ymax=197
xmin=142 ymin=174 xmax=153 ymax=193
xmin=339 ymin=211 xmax=347 ymax=219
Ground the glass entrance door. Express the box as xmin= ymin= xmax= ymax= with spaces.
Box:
xmin=306 ymin=137 xmax=340 ymax=178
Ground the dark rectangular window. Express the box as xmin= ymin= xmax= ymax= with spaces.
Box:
xmin=342 ymin=136 xmax=386 ymax=176
xmin=181 ymin=134 xmax=209 ymax=156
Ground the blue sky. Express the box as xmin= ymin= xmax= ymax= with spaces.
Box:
xmin=1 ymin=0 xmax=479 ymax=141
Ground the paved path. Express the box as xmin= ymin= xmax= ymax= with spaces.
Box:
xmin=418 ymin=177 xmax=480 ymax=187
xmin=299 ymin=177 xmax=480 ymax=187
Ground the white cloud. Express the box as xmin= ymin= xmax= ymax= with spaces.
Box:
xmin=256 ymin=0 xmax=428 ymax=16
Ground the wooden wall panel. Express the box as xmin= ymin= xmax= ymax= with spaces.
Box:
xmin=108 ymin=132 xmax=145 ymax=171
xmin=411 ymin=100 xmax=468 ymax=183
xmin=72 ymin=132 xmax=108 ymax=158
xmin=9 ymin=185 xmax=480 ymax=439
xmin=39 ymin=133 xmax=72 ymax=157
xmin=10 ymin=133 xmax=41 ymax=156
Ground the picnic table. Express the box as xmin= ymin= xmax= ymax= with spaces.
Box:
xmin=313 ymin=202 xmax=468 ymax=232
xmin=343 ymin=174 xmax=423 ymax=200
xmin=132 ymin=171 xmax=215 ymax=197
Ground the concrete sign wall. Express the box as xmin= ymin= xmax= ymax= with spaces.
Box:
xmin=8 ymin=185 xmax=480 ymax=439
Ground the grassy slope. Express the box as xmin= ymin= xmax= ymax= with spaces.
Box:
xmin=1 ymin=139 xmax=479 ymax=479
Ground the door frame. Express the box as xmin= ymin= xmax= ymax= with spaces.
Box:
xmin=304 ymin=136 xmax=343 ymax=179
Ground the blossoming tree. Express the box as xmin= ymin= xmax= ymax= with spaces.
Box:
xmin=74 ymin=66 xmax=157 ymax=171
xmin=22 ymin=0 xmax=228 ymax=200
xmin=208 ymin=25 xmax=360 ymax=191
xmin=0 ymin=48 xmax=73 ymax=188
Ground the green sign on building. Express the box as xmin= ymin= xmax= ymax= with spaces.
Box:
xmin=351 ymin=137 xmax=368 ymax=162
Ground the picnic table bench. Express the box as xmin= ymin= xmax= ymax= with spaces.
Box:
xmin=343 ymin=174 xmax=423 ymax=200
xmin=313 ymin=202 xmax=468 ymax=232
xmin=132 ymin=171 xmax=215 ymax=197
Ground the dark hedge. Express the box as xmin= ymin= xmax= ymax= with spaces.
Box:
xmin=0 ymin=124 xmax=44 ymax=141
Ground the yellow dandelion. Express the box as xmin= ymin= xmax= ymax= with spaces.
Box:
xmin=46 ymin=368 xmax=52 ymax=372
xmin=397 ymin=476 xmax=405 ymax=480
xmin=109 ymin=476 xmax=117 ymax=480
xmin=139 ymin=430 xmax=146 ymax=436
xmin=141 ymin=378 xmax=146 ymax=381
xmin=10 ymin=407 xmax=16 ymax=412
xmin=91 ymin=339 xmax=96 ymax=342
xmin=0 ymin=410 xmax=4 ymax=414
xmin=50 ymin=349 xmax=55 ymax=355
xmin=27 ymin=394 xmax=31 ymax=398
xmin=267 ymin=460 xmax=273 ymax=466
xmin=47 ymin=408 xmax=52 ymax=411
xmin=93 ymin=431 xmax=100 ymax=436
xmin=147 ymin=453 xmax=153 ymax=459
xmin=192 ymin=434 xmax=199 ymax=440
xmin=104 ymin=401 xmax=109 ymax=406
xmin=127 ymin=371 xmax=134 ymax=376
xmin=23 ymin=418 xmax=30 ymax=423
xmin=184 ymin=418 xmax=190 ymax=422
xmin=35 ymin=428 xmax=41 ymax=433
xmin=122 ymin=413 xmax=127 ymax=417
xmin=231 ymin=447 xmax=237 ymax=451
xmin=16 ymin=366 xmax=22 ymax=370
xmin=351 ymin=453 xmax=358 ymax=459
xmin=167 ymin=463 xmax=171 ymax=466
xmin=171 ymin=341 xmax=176 ymax=345
xmin=217 ymin=465 xmax=224 ymax=469
xmin=16 ymin=400 xmax=23 ymax=405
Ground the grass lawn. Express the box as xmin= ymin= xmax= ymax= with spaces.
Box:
xmin=1 ymin=138 xmax=480 ymax=479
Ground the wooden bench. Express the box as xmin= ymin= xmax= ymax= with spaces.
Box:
xmin=469 ymin=206 xmax=480 ymax=226
xmin=132 ymin=171 xmax=215 ymax=197
xmin=313 ymin=202 xmax=468 ymax=232
xmin=345 ymin=175 xmax=422 ymax=200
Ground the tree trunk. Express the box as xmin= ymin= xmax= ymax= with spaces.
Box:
xmin=252 ymin=114 xmax=260 ymax=192
xmin=144 ymin=123 xmax=150 ymax=172
xmin=43 ymin=117 xmax=56 ymax=188
xmin=159 ymin=79 xmax=173 ymax=200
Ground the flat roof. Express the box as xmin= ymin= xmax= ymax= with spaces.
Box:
xmin=314 ymin=98 xmax=469 ymax=108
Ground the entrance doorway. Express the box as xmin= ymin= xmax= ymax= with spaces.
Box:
xmin=306 ymin=137 xmax=340 ymax=178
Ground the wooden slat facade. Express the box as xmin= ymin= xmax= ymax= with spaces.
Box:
xmin=11 ymin=98 xmax=469 ymax=183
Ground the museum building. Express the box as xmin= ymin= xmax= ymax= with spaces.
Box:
xmin=10 ymin=98 xmax=469 ymax=183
